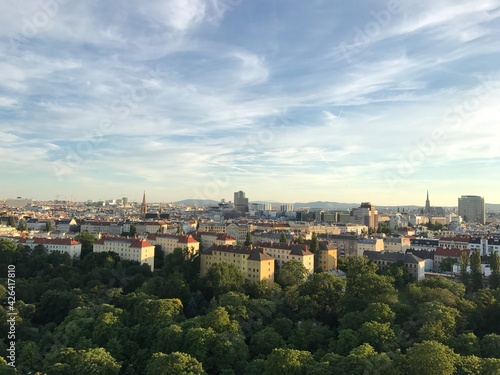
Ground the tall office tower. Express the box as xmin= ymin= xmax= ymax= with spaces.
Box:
xmin=458 ymin=195 xmax=486 ymax=224
xmin=351 ymin=202 xmax=379 ymax=229
xmin=122 ymin=197 xmax=129 ymax=206
xmin=425 ymin=190 xmax=431 ymax=216
xmin=234 ymin=190 xmax=249 ymax=212
xmin=140 ymin=191 xmax=147 ymax=218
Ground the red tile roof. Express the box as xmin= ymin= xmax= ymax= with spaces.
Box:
xmin=435 ymin=246 xmax=470 ymax=258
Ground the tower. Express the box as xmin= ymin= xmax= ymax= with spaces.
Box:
xmin=140 ymin=191 xmax=147 ymax=218
xmin=425 ymin=190 xmax=431 ymax=216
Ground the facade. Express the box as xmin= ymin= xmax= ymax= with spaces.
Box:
xmin=316 ymin=242 xmax=338 ymax=272
xmin=439 ymin=236 xmax=470 ymax=250
xmin=80 ymin=221 xmax=123 ymax=236
xmin=434 ymin=247 xmax=470 ymax=270
xmin=458 ymin=195 xmax=486 ymax=224
xmin=135 ymin=221 xmax=168 ymax=234
xmin=199 ymin=222 xmax=226 ymax=233
xmin=351 ymin=202 xmax=379 ymax=229
xmin=18 ymin=237 xmax=82 ymax=258
xmin=254 ymin=241 xmax=314 ymax=274
xmin=234 ymin=191 xmax=249 ymax=212
xmin=199 ymin=232 xmax=237 ymax=248
xmin=93 ymin=237 xmax=155 ymax=270
xmin=356 ymin=238 xmax=384 ymax=256
xmin=6 ymin=198 xmax=32 ymax=208
xmin=200 ymin=245 xmax=275 ymax=283
xmin=405 ymin=238 xmax=439 ymax=252
xmin=329 ymin=234 xmax=358 ymax=257
xmin=146 ymin=233 xmax=199 ymax=256
xmin=226 ymin=223 xmax=250 ymax=242
xmin=384 ymin=236 xmax=411 ymax=253
xmin=364 ymin=250 xmax=426 ymax=281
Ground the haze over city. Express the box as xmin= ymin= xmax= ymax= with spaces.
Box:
xmin=1 ymin=1 xmax=500 ymax=205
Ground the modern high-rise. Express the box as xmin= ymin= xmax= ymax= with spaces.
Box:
xmin=458 ymin=195 xmax=486 ymax=224
xmin=351 ymin=202 xmax=379 ymax=229
xmin=234 ymin=190 xmax=249 ymax=212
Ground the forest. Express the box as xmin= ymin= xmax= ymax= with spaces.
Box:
xmin=2 ymin=236 xmax=500 ymax=375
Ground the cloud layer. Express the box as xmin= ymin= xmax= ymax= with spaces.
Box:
xmin=1 ymin=0 xmax=499 ymax=205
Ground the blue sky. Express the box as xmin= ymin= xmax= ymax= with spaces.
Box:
xmin=1 ymin=0 xmax=499 ymax=206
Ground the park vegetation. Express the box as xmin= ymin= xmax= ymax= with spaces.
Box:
xmin=2 ymin=238 xmax=500 ymax=374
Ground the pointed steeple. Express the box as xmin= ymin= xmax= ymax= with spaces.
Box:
xmin=141 ymin=191 xmax=147 ymax=218
xmin=425 ymin=190 xmax=431 ymax=216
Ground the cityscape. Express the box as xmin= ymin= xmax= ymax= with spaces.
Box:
xmin=2 ymin=0 xmax=500 ymax=373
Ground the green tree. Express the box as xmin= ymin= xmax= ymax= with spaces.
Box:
xmin=297 ymin=234 xmax=305 ymax=244
xmin=244 ymin=232 xmax=252 ymax=246
xmin=309 ymin=233 xmax=319 ymax=253
xmin=46 ymin=347 xmax=121 ymax=375
xmin=335 ymin=343 xmax=398 ymax=375
xmin=45 ymin=221 xmax=54 ymax=232
xmin=490 ymin=252 xmax=500 ymax=289
xmin=249 ymin=327 xmax=285 ymax=358
xmin=440 ymin=257 xmax=457 ymax=272
xmin=279 ymin=233 xmax=287 ymax=243
xmin=75 ymin=231 xmax=97 ymax=259
xmin=357 ymin=321 xmax=396 ymax=352
xmin=470 ymin=249 xmax=483 ymax=292
xmin=205 ymin=263 xmax=245 ymax=297
xmin=403 ymin=340 xmax=457 ymax=375
xmin=17 ymin=219 xmax=28 ymax=231
xmin=459 ymin=251 xmax=469 ymax=289
xmin=481 ymin=334 xmax=500 ymax=358
xmin=264 ymin=348 xmax=315 ymax=375
xmin=146 ymin=352 xmax=205 ymax=375
xmin=7 ymin=216 xmax=16 ymax=227
xmin=277 ymin=260 xmax=309 ymax=288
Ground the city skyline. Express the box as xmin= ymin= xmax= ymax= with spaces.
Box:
xmin=1 ymin=1 xmax=500 ymax=205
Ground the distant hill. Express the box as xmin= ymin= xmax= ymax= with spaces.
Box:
xmin=292 ymin=201 xmax=359 ymax=210
xmin=174 ymin=199 xmax=219 ymax=206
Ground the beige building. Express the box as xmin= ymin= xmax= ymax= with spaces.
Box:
xmin=93 ymin=237 xmax=155 ymax=270
xmin=439 ymin=236 xmax=470 ymax=250
xmin=317 ymin=242 xmax=338 ymax=272
xmin=200 ymin=245 xmax=275 ymax=284
xmin=81 ymin=221 xmax=123 ymax=236
xmin=364 ymin=250 xmax=426 ymax=281
xmin=199 ymin=232 xmax=237 ymax=248
xmin=199 ymin=222 xmax=226 ymax=233
xmin=146 ymin=234 xmax=199 ymax=256
xmin=434 ymin=247 xmax=470 ymax=270
xmin=254 ymin=241 xmax=314 ymax=274
xmin=383 ymin=236 xmax=411 ymax=253
xmin=356 ymin=238 xmax=384 ymax=257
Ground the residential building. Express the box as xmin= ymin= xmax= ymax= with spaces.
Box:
xmin=316 ymin=242 xmax=338 ymax=272
xmin=198 ymin=232 xmax=237 ymax=248
xmin=93 ymin=237 xmax=155 ymax=270
xmin=146 ymin=233 xmax=199 ymax=256
xmin=254 ymin=241 xmax=314 ymax=274
xmin=18 ymin=237 xmax=82 ymax=258
xmin=434 ymin=247 xmax=470 ymax=270
xmin=364 ymin=250 xmax=426 ymax=281
xmin=200 ymin=245 xmax=275 ymax=283
xmin=439 ymin=236 xmax=470 ymax=250
xmin=356 ymin=237 xmax=384 ymax=257
xmin=405 ymin=238 xmax=439 ymax=252
xmin=458 ymin=195 xmax=486 ymax=224
xmin=329 ymin=234 xmax=358 ymax=257
xmin=384 ymin=236 xmax=411 ymax=253
xmin=199 ymin=222 xmax=226 ymax=233
xmin=80 ymin=221 xmax=123 ymax=236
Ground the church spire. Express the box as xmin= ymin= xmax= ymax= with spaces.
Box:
xmin=141 ymin=191 xmax=147 ymax=218
xmin=425 ymin=190 xmax=431 ymax=216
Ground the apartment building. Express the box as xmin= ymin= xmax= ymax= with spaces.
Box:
xmin=198 ymin=232 xmax=237 ymax=248
xmin=434 ymin=247 xmax=470 ymax=270
xmin=254 ymin=241 xmax=314 ymax=274
xmin=364 ymin=250 xmax=425 ymax=281
xmin=146 ymin=234 xmax=199 ymax=256
xmin=384 ymin=236 xmax=411 ymax=253
xmin=81 ymin=220 xmax=123 ymax=235
xmin=17 ymin=237 xmax=82 ymax=258
xmin=200 ymin=245 xmax=275 ymax=284
xmin=356 ymin=238 xmax=384 ymax=257
xmin=316 ymin=242 xmax=338 ymax=272
xmin=93 ymin=237 xmax=155 ymax=270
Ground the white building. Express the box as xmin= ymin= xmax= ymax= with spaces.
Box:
xmin=93 ymin=237 xmax=155 ymax=270
xmin=18 ymin=237 xmax=82 ymax=258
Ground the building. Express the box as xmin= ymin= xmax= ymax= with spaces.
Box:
xmin=329 ymin=234 xmax=358 ymax=257
xmin=234 ymin=191 xmax=249 ymax=213
xmin=356 ymin=237 xmax=384 ymax=256
xmin=434 ymin=247 xmax=470 ymax=271
xmin=140 ymin=191 xmax=147 ymax=218
xmin=384 ymin=236 xmax=411 ymax=253
xmin=80 ymin=221 xmax=123 ymax=236
xmin=17 ymin=237 xmax=82 ymax=258
xmin=93 ymin=237 xmax=155 ymax=270
xmin=6 ymin=197 xmax=33 ymax=208
xmin=405 ymin=238 xmax=439 ymax=252
xmin=146 ymin=233 xmax=199 ymax=256
xmin=364 ymin=250 xmax=426 ymax=281
xmin=316 ymin=242 xmax=338 ymax=272
xmin=280 ymin=204 xmax=294 ymax=212
xmin=458 ymin=195 xmax=486 ymax=224
xmin=254 ymin=241 xmax=314 ymax=274
xmin=439 ymin=236 xmax=470 ymax=250
xmin=199 ymin=222 xmax=226 ymax=234
xmin=198 ymin=232 xmax=237 ymax=248
xmin=200 ymin=245 xmax=275 ymax=283
xmin=351 ymin=202 xmax=379 ymax=229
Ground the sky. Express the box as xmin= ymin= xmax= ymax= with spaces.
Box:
xmin=0 ymin=0 xmax=499 ymax=206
